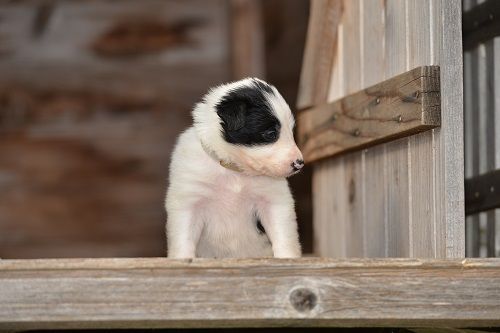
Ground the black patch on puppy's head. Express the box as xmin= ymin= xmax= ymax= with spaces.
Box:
xmin=216 ymin=80 xmax=281 ymax=146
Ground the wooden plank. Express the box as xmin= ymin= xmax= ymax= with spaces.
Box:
xmin=465 ymin=169 xmax=500 ymax=215
xmin=439 ymin=0 xmax=465 ymax=258
xmin=340 ymin=0 xmax=364 ymax=258
xmin=361 ymin=0 xmax=386 ymax=257
xmin=407 ymin=0 xmax=435 ymax=258
xmin=385 ymin=0 xmax=411 ymax=257
xmin=298 ymin=66 xmax=441 ymax=163
xmin=463 ymin=0 xmax=500 ymax=50
xmin=297 ymin=0 xmax=343 ymax=109
xmin=0 ymin=258 xmax=500 ymax=330
xmin=303 ymin=0 xmax=345 ymax=257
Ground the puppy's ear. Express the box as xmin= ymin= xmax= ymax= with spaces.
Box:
xmin=217 ymin=101 xmax=246 ymax=131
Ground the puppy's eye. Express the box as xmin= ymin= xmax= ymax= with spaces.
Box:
xmin=262 ymin=128 xmax=278 ymax=141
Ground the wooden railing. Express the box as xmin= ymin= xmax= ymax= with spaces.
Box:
xmin=1 ymin=258 xmax=500 ymax=330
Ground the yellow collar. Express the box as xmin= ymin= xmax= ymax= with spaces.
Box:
xmin=200 ymin=141 xmax=243 ymax=173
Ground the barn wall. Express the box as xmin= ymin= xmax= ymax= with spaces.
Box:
xmin=0 ymin=0 xmax=231 ymax=258
xmin=0 ymin=0 xmax=311 ymax=259
xmin=301 ymin=0 xmax=464 ymax=258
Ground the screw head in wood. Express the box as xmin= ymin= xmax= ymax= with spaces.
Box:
xmin=353 ymin=129 xmax=361 ymax=136
xmin=397 ymin=115 xmax=403 ymax=123
xmin=289 ymin=288 xmax=317 ymax=312
xmin=376 ymin=97 xmax=380 ymax=104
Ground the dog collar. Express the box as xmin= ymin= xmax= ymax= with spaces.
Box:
xmin=200 ymin=141 xmax=243 ymax=173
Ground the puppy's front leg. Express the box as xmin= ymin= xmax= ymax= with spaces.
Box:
xmin=259 ymin=184 xmax=302 ymax=258
xmin=166 ymin=209 xmax=201 ymax=258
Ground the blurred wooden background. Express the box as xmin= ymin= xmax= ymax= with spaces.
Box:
xmin=0 ymin=0 xmax=310 ymax=258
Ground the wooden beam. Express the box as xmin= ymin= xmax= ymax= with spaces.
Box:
xmin=1 ymin=258 xmax=500 ymax=330
xmin=297 ymin=66 xmax=441 ymax=163
xmin=463 ymin=0 xmax=500 ymax=50
xmin=465 ymin=168 xmax=500 ymax=215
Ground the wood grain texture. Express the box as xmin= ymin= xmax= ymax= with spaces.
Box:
xmin=361 ymin=0 xmax=387 ymax=257
xmin=385 ymin=0 xmax=411 ymax=257
xmin=0 ymin=258 xmax=500 ymax=330
xmin=439 ymin=0 xmax=465 ymax=258
xmin=339 ymin=0 xmax=364 ymax=258
xmin=407 ymin=0 xmax=436 ymax=258
xmin=297 ymin=0 xmax=343 ymax=109
xmin=304 ymin=0 xmax=346 ymax=257
xmin=298 ymin=66 xmax=441 ymax=163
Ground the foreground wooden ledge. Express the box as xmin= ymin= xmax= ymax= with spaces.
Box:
xmin=1 ymin=258 xmax=500 ymax=330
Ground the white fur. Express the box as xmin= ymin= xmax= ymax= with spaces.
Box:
xmin=165 ymin=78 xmax=302 ymax=258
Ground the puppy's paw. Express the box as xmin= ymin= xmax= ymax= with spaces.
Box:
xmin=273 ymin=247 xmax=302 ymax=258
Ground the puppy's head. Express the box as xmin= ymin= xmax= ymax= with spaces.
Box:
xmin=193 ymin=78 xmax=304 ymax=178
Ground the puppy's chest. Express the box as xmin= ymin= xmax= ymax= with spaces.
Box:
xmin=203 ymin=174 xmax=258 ymax=207
xmin=195 ymin=174 xmax=271 ymax=257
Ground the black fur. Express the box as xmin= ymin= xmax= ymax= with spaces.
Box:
xmin=216 ymin=80 xmax=281 ymax=146
xmin=256 ymin=218 xmax=266 ymax=235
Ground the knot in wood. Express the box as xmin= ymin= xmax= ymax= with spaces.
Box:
xmin=289 ymin=288 xmax=317 ymax=312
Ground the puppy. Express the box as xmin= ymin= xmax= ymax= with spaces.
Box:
xmin=165 ymin=78 xmax=304 ymax=258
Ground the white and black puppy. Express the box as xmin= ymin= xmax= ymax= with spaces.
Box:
xmin=165 ymin=78 xmax=304 ymax=258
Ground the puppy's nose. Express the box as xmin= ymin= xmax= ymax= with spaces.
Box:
xmin=292 ymin=159 xmax=305 ymax=171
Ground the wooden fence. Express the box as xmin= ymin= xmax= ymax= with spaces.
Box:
xmin=297 ymin=0 xmax=464 ymax=259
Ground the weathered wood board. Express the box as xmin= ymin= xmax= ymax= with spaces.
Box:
xmin=298 ymin=0 xmax=464 ymax=259
xmin=0 ymin=257 xmax=500 ymax=330
xmin=298 ymin=66 xmax=441 ymax=162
